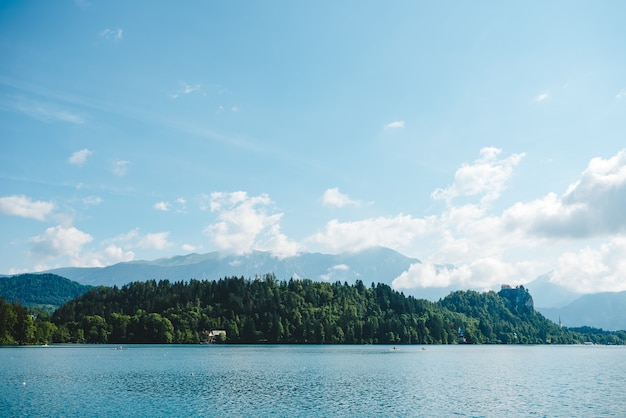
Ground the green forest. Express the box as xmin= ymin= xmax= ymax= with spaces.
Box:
xmin=2 ymin=275 xmax=626 ymax=346
xmin=0 ymin=273 xmax=92 ymax=309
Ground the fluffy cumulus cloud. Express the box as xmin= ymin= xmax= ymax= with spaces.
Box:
xmin=154 ymin=201 xmax=170 ymax=211
xmin=29 ymin=225 xmax=93 ymax=266
xmin=390 ymin=148 xmax=626 ymax=294
xmin=0 ymin=195 xmax=55 ymax=221
xmin=182 ymin=243 xmax=200 ymax=252
xmin=27 ymin=225 xmax=135 ymax=269
xmin=153 ymin=198 xmax=186 ymax=213
xmin=551 ymin=237 xmax=626 ymax=293
xmin=503 ymin=150 xmax=626 ymax=238
xmin=322 ymin=188 xmax=361 ymax=208
xmin=204 ymin=191 xmax=299 ymax=258
xmin=68 ymin=149 xmax=93 ymax=166
xmin=432 ymin=147 xmax=525 ymax=205
xmin=393 ymin=258 xmax=535 ymax=291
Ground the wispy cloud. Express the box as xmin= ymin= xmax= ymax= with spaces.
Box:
xmin=0 ymin=195 xmax=55 ymax=221
xmin=170 ymin=81 xmax=201 ymax=99
xmin=137 ymin=232 xmax=172 ymax=250
xmin=308 ymin=214 xmax=429 ymax=254
xmin=112 ymin=160 xmax=131 ymax=177
xmin=534 ymin=92 xmax=550 ymax=102
xmin=616 ymin=90 xmax=626 ymax=100
xmin=82 ymin=196 xmax=102 ymax=207
xmin=6 ymin=98 xmax=85 ymax=124
xmin=384 ymin=120 xmax=405 ymax=129
xmin=68 ymin=149 xmax=93 ymax=166
xmin=100 ymin=28 xmax=123 ymax=42
xmin=322 ymin=188 xmax=361 ymax=208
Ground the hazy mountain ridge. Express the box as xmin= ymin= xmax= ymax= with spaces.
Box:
xmin=523 ymin=272 xmax=582 ymax=308
xmin=538 ymin=291 xmax=626 ymax=331
xmin=44 ymin=247 xmax=421 ymax=290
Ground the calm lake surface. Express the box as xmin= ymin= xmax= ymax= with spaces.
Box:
xmin=2 ymin=344 xmax=625 ymax=417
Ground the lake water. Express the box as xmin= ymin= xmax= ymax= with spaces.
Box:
xmin=1 ymin=344 xmax=625 ymax=417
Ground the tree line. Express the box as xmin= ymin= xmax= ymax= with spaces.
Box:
xmin=2 ymin=275 xmax=626 ymax=345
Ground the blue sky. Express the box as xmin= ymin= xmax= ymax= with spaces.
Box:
xmin=1 ymin=1 xmax=626 ymax=294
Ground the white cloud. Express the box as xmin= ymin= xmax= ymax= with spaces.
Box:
xmin=79 ymin=245 xmax=135 ymax=267
xmin=320 ymin=264 xmax=351 ymax=282
xmin=82 ymin=196 xmax=102 ymax=207
xmin=393 ymin=258 xmax=532 ymax=291
xmin=29 ymin=225 xmax=93 ymax=266
xmin=182 ymin=243 xmax=200 ymax=252
xmin=322 ymin=188 xmax=361 ymax=208
xmin=384 ymin=120 xmax=405 ymax=129
xmin=204 ymin=191 xmax=299 ymax=258
xmin=137 ymin=232 xmax=172 ymax=250
xmin=175 ymin=198 xmax=187 ymax=213
xmin=504 ymin=149 xmax=626 ymax=238
xmin=112 ymin=228 xmax=140 ymax=243
xmin=170 ymin=81 xmax=201 ymax=99
xmin=154 ymin=201 xmax=170 ymax=211
xmin=308 ymin=214 xmax=430 ymax=254
xmin=154 ymin=198 xmax=186 ymax=212
xmin=106 ymin=228 xmax=172 ymax=251
xmin=100 ymin=28 xmax=123 ymax=42
xmin=68 ymin=149 xmax=93 ymax=166
xmin=432 ymin=147 xmax=525 ymax=205
xmin=551 ymin=237 xmax=626 ymax=293
xmin=26 ymin=225 xmax=147 ymax=269
xmin=616 ymin=90 xmax=626 ymax=100
xmin=388 ymin=148 xmax=626 ymax=295
xmin=12 ymin=99 xmax=85 ymax=124
xmin=534 ymin=92 xmax=550 ymax=102
xmin=113 ymin=160 xmax=130 ymax=176
xmin=0 ymin=195 xmax=55 ymax=221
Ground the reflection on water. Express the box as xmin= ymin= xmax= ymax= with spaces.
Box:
xmin=1 ymin=344 xmax=625 ymax=417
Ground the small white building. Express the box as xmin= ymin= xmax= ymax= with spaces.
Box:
xmin=208 ymin=330 xmax=226 ymax=343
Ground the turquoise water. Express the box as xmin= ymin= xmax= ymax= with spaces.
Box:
xmin=2 ymin=344 xmax=625 ymax=417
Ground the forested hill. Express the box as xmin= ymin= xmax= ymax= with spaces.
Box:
xmin=49 ymin=275 xmax=626 ymax=345
xmin=0 ymin=273 xmax=92 ymax=308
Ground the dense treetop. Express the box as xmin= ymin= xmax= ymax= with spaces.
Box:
xmin=0 ymin=273 xmax=92 ymax=309
xmin=2 ymin=275 xmax=625 ymax=345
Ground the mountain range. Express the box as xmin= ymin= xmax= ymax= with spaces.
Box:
xmin=43 ymin=246 xmax=419 ymax=289
xmin=4 ymin=246 xmax=624 ymax=331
